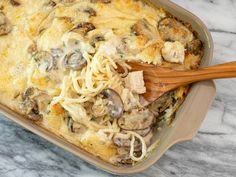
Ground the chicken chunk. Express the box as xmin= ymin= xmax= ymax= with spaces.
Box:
xmin=125 ymin=71 xmax=146 ymax=94
xmin=161 ymin=41 xmax=185 ymax=64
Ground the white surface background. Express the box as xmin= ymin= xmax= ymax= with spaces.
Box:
xmin=0 ymin=0 xmax=236 ymax=176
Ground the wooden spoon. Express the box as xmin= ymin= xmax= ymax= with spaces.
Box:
xmin=125 ymin=61 xmax=236 ymax=103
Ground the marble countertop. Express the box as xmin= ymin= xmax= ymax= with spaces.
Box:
xmin=1 ymin=0 xmax=236 ymax=177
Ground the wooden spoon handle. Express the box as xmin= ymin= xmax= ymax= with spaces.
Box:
xmin=126 ymin=61 xmax=236 ymax=102
xmin=167 ymin=61 xmax=236 ymax=85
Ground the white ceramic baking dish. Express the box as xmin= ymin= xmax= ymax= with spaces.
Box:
xmin=0 ymin=0 xmax=216 ymax=175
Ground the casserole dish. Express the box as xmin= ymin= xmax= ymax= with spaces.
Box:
xmin=0 ymin=0 xmax=215 ymax=175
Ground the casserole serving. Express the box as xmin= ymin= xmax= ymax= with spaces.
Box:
xmin=0 ymin=0 xmax=215 ymax=174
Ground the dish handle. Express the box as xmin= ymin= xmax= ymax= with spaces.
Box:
xmin=168 ymin=80 xmax=216 ymax=143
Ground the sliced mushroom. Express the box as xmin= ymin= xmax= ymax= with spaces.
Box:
xmin=10 ymin=0 xmax=21 ymax=6
xmin=27 ymin=43 xmax=38 ymax=56
xmin=102 ymin=89 xmax=124 ymax=119
xmin=19 ymin=97 xmax=41 ymax=121
xmin=44 ymin=0 xmax=57 ymax=7
xmin=135 ymin=127 xmax=152 ymax=137
xmin=73 ymin=123 xmax=87 ymax=134
xmin=118 ymin=109 xmax=155 ymax=130
xmin=113 ymin=133 xmax=140 ymax=151
xmin=90 ymin=0 xmax=111 ymax=4
xmin=63 ymin=50 xmax=87 ymax=70
xmin=115 ymin=154 xmax=133 ymax=166
xmin=33 ymin=51 xmax=54 ymax=72
xmin=131 ymin=19 xmax=149 ymax=36
xmin=149 ymin=91 xmax=175 ymax=117
xmin=20 ymin=87 xmax=52 ymax=119
xmin=61 ymin=0 xmax=76 ymax=3
xmin=66 ymin=116 xmax=75 ymax=132
xmin=19 ymin=88 xmax=42 ymax=121
xmin=89 ymin=35 xmax=105 ymax=47
xmin=113 ymin=131 xmax=153 ymax=152
xmin=65 ymin=116 xmax=87 ymax=133
xmin=131 ymin=19 xmax=154 ymax=40
xmin=84 ymin=7 xmax=96 ymax=17
xmin=22 ymin=87 xmax=34 ymax=100
xmin=158 ymin=17 xmax=194 ymax=45
xmin=71 ymin=22 xmax=95 ymax=35
xmin=186 ymin=39 xmax=203 ymax=55
xmin=23 ymin=99 xmax=42 ymax=121
xmin=0 ymin=12 xmax=12 ymax=36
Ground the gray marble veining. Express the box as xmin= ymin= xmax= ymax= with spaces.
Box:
xmin=0 ymin=0 xmax=236 ymax=176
